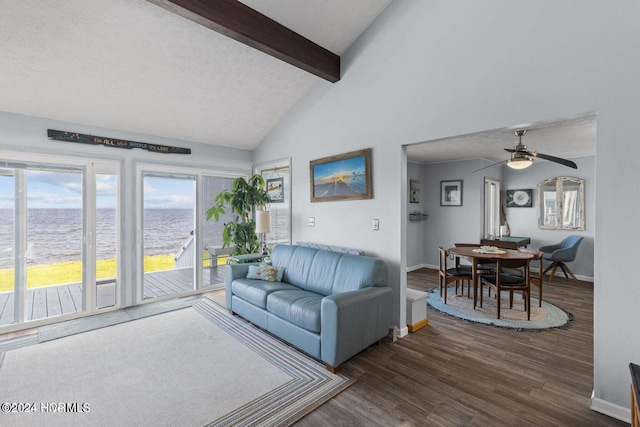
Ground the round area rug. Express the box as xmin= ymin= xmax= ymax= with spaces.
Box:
xmin=426 ymin=286 xmax=572 ymax=330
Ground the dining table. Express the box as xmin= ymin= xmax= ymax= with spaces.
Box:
xmin=447 ymin=246 xmax=534 ymax=309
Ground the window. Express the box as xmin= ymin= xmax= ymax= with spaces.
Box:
xmin=537 ymin=177 xmax=585 ymax=230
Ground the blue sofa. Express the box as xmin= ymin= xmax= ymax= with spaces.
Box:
xmin=225 ymin=244 xmax=393 ymax=372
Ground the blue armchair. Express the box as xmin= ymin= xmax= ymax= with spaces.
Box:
xmin=539 ymin=235 xmax=583 ymax=284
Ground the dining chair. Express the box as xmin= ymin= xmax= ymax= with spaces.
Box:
xmin=518 ymin=247 xmax=544 ymax=307
xmin=479 ymin=257 xmax=531 ymax=320
xmin=539 ymin=235 xmax=583 ymax=284
xmin=438 ymin=247 xmax=473 ymax=304
xmin=454 ymin=243 xmax=495 ymax=297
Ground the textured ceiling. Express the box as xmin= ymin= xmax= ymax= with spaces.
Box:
xmin=407 ymin=115 xmax=597 ymax=166
xmin=0 ymin=0 xmax=391 ymax=150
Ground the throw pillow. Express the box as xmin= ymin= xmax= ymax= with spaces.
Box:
xmin=246 ymin=264 xmax=285 ymax=282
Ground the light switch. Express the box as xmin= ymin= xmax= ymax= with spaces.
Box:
xmin=308 ymin=217 xmax=315 ymax=227
xmin=373 ymin=219 xmax=379 ymax=230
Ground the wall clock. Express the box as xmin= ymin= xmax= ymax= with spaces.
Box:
xmin=506 ymin=189 xmax=533 ymax=207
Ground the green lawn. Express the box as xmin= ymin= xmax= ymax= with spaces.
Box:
xmin=0 ymin=253 xmax=227 ymax=292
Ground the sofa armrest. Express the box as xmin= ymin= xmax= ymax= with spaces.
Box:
xmin=320 ymin=287 xmax=393 ymax=368
xmin=225 ymin=264 xmax=251 ymax=309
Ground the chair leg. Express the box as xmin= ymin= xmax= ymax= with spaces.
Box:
xmin=546 ymin=263 xmax=560 ymax=283
xmin=538 ymin=282 xmax=542 ymax=307
xmin=559 ymin=263 xmax=580 ymax=285
xmin=496 ymin=286 xmax=501 ymax=319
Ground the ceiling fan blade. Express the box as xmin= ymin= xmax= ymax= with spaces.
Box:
xmin=527 ymin=151 xmax=577 ymax=169
xmin=504 ymin=148 xmax=516 ymax=153
xmin=472 ymin=159 xmax=508 ymax=173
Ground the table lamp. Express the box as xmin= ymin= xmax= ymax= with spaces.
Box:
xmin=255 ymin=210 xmax=271 ymax=255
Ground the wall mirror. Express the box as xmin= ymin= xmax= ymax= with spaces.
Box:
xmin=537 ymin=176 xmax=585 ymax=230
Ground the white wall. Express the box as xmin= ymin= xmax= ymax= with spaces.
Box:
xmin=423 ymin=159 xmax=502 ymax=257
xmin=253 ymin=0 xmax=639 ymax=419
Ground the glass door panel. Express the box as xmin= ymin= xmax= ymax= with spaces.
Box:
xmin=96 ymin=174 xmax=117 ymax=308
xmin=26 ymin=168 xmax=83 ymax=321
xmin=143 ymin=174 xmax=196 ymax=299
xmin=0 ymin=169 xmax=15 ymax=326
xmin=202 ymin=175 xmax=236 ymax=288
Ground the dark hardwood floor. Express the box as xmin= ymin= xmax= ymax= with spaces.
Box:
xmin=295 ymin=268 xmax=626 ymax=427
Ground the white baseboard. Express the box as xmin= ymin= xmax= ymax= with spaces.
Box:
xmin=397 ymin=326 xmax=409 ymax=338
xmin=591 ymin=395 xmax=630 ymax=423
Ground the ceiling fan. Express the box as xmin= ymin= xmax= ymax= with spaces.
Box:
xmin=473 ymin=130 xmax=578 ymax=172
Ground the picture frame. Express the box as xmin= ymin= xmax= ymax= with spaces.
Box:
xmin=440 ymin=180 xmax=463 ymax=206
xmin=410 ymin=179 xmax=420 ymax=203
xmin=266 ymin=177 xmax=285 ymax=203
xmin=506 ymin=189 xmax=533 ymax=208
xmin=310 ymin=148 xmax=372 ymax=202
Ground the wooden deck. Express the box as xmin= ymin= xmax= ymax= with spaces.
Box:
xmin=0 ymin=265 xmax=226 ymax=325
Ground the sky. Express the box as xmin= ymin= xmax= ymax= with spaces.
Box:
xmin=312 ymin=155 xmax=366 ymax=184
xmin=0 ymin=170 xmax=195 ymax=209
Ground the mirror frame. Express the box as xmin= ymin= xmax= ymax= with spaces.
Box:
xmin=537 ymin=176 xmax=585 ymax=230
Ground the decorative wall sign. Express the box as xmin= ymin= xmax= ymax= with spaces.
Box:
xmin=310 ymin=149 xmax=372 ymax=202
xmin=47 ymin=129 xmax=191 ymax=155
xmin=506 ymin=189 xmax=533 ymax=207
xmin=410 ymin=179 xmax=420 ymax=203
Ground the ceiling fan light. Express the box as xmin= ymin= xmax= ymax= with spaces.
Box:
xmin=507 ymin=158 xmax=533 ymax=169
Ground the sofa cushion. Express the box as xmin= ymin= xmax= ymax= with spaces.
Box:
xmin=267 ymin=290 xmax=323 ymax=333
xmin=270 ymin=245 xmax=388 ymax=296
xmin=246 ymin=264 xmax=285 ymax=282
xmin=231 ymin=278 xmax=299 ymax=309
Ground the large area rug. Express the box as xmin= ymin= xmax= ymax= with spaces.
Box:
xmin=0 ymin=298 xmax=352 ymax=426
xmin=427 ymin=286 xmax=572 ymax=330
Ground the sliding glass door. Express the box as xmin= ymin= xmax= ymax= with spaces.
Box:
xmin=142 ymin=172 xmax=196 ymax=300
xmin=0 ymin=156 xmax=120 ymax=329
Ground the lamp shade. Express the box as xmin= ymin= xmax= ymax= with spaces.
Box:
xmin=507 ymin=158 xmax=533 ymax=169
xmin=255 ymin=210 xmax=271 ymax=234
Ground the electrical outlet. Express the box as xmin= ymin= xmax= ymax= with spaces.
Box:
xmin=373 ymin=219 xmax=379 ymax=230
xmin=308 ymin=217 xmax=315 ymax=227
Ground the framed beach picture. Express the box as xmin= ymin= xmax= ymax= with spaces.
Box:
xmin=310 ymin=149 xmax=372 ymax=202
xmin=506 ymin=189 xmax=533 ymax=207
xmin=266 ymin=177 xmax=285 ymax=203
xmin=440 ymin=180 xmax=463 ymax=206
xmin=410 ymin=179 xmax=420 ymax=203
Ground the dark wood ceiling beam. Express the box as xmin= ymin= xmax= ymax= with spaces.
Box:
xmin=147 ymin=0 xmax=340 ymax=82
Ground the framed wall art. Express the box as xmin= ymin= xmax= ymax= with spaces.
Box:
xmin=506 ymin=189 xmax=533 ymax=208
xmin=266 ymin=177 xmax=285 ymax=203
xmin=310 ymin=149 xmax=372 ymax=202
xmin=440 ymin=180 xmax=463 ymax=206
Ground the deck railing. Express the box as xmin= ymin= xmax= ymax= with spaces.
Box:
xmin=174 ymin=233 xmax=195 ymax=268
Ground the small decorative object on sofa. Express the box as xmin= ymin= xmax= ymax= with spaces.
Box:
xmin=225 ymin=244 xmax=393 ymax=373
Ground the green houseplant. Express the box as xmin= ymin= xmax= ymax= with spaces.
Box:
xmin=205 ymin=174 xmax=271 ymax=255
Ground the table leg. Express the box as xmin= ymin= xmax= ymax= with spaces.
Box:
xmin=473 ymin=262 xmax=478 ymax=309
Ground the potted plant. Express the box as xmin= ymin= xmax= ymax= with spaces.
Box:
xmin=205 ymin=174 xmax=271 ymax=255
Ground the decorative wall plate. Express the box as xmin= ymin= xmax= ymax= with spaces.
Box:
xmin=506 ymin=189 xmax=533 ymax=207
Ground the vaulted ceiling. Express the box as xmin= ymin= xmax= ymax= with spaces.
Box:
xmin=1 ymin=1 xmax=596 ymax=164
xmin=1 ymin=0 xmax=391 ymax=150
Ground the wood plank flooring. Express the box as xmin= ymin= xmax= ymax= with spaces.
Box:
xmin=295 ymin=268 xmax=626 ymax=427
xmin=0 ymin=266 xmax=226 ymax=325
